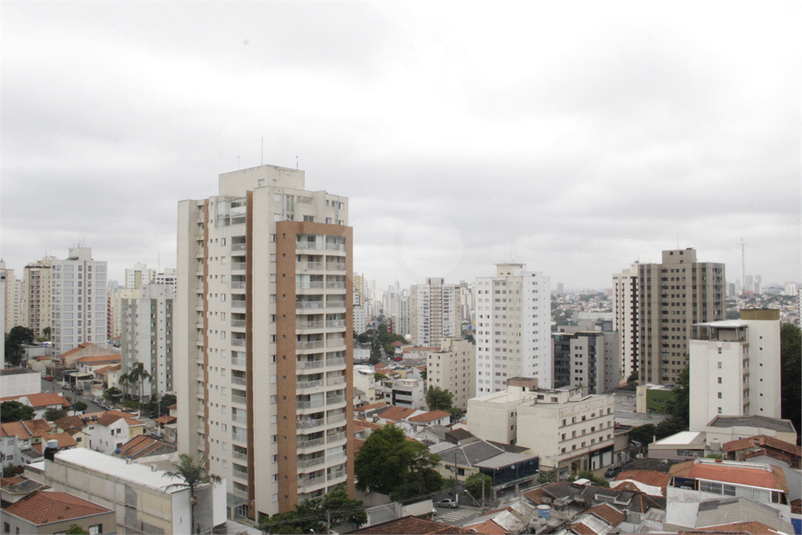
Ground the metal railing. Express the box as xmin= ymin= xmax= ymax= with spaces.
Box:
xmin=296 ymin=242 xmax=324 ymax=250
xmin=325 ymin=243 xmax=345 ymax=251
xmin=297 ymin=380 xmax=324 ymax=390
xmin=326 ymin=395 xmax=345 ymax=405
xmin=230 ymin=281 xmax=246 ymax=289
xmin=297 ymin=399 xmax=325 ymax=409
xmin=297 ymin=457 xmax=325 ymax=468
xmin=297 ymin=282 xmax=325 ymax=290
xmin=296 ymin=419 xmax=325 ymax=430
xmin=326 ymin=357 xmax=346 ymax=367
xmin=231 ymin=319 xmax=246 ymax=328
xmin=297 ymin=320 xmax=325 ymax=329
xmin=232 ymin=395 xmax=247 ymax=405
xmin=231 ymin=301 xmax=246 ymax=308
xmin=297 ymin=360 xmax=325 ymax=370
xmin=297 ymin=340 xmax=324 ymax=350
xmin=297 ymin=437 xmax=325 ymax=449
xmin=231 ymin=376 xmax=246 ymax=386
xmin=326 ymin=263 xmax=346 ymax=271
xmin=296 ymin=302 xmax=324 ymax=310
xmin=232 ymin=263 xmax=246 ymax=270
xmin=297 ymin=262 xmax=324 ymax=271
xmin=231 ymin=338 xmax=246 ymax=347
xmin=232 ymin=431 xmax=248 ymax=443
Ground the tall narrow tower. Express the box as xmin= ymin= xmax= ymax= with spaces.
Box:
xmin=176 ymin=164 xmax=353 ymax=518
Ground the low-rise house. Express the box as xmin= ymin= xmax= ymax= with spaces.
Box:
xmin=553 ymin=502 xmax=627 ymax=535
xmin=1 ymin=490 xmax=115 ymax=534
xmin=703 ymin=415 xmax=797 ymax=446
xmin=0 ymin=393 xmax=71 ymax=419
xmin=723 ymin=434 xmax=801 ymax=469
xmin=346 ymin=515 xmax=473 ymax=535
xmin=665 ymin=458 xmax=791 ymax=529
xmin=58 ymin=342 xmax=119 ymax=370
xmin=119 ymin=434 xmax=175 ymax=459
xmin=648 ymin=431 xmax=707 ymax=461
xmin=25 ymin=448 xmax=227 ymax=534
xmin=1 ymin=419 xmax=54 ymax=454
xmin=612 ymin=470 xmax=670 ymax=496
xmin=1 ymin=476 xmax=48 ymax=504
xmin=84 ymin=411 xmax=145 ymax=453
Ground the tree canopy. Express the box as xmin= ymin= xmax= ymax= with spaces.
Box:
xmin=260 ymin=485 xmax=366 ymax=534
xmin=354 ymin=424 xmax=443 ymax=501
xmin=44 ymin=408 xmax=68 ymax=421
xmin=464 ymin=472 xmax=493 ymax=503
xmin=781 ymin=323 xmax=801 ymax=443
xmin=1 ymin=400 xmax=35 ymax=423
xmin=425 ymin=386 xmax=454 ymax=412
xmin=4 ymin=326 xmax=34 ymax=366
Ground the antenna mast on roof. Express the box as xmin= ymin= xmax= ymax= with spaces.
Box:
xmin=741 ymin=237 xmax=747 ymax=296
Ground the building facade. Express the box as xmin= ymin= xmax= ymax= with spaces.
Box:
xmin=426 ymin=337 xmax=476 ymax=410
xmin=552 ymin=329 xmax=620 ymax=394
xmin=688 ymin=309 xmax=782 ymax=432
xmin=50 ymin=247 xmax=108 ymax=355
xmin=409 ymin=278 xmax=461 ymax=347
xmin=22 ymin=257 xmax=54 ymax=337
xmin=612 ymin=248 xmax=725 ymax=385
xmin=121 ymin=284 xmax=176 ymax=399
xmin=475 ymin=264 xmax=551 ymax=393
xmin=125 ymin=263 xmax=157 ymax=290
xmin=176 ymin=164 xmax=354 ymax=519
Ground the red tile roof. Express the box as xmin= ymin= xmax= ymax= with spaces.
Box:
xmin=567 ymin=521 xmax=596 ymax=535
xmin=670 ymin=460 xmax=788 ymax=491
xmin=155 ymin=415 xmax=177 ymax=425
xmin=409 ymin=410 xmax=451 ymax=423
xmin=75 ymin=354 xmax=121 ymax=364
xmin=23 ymin=419 xmax=53 ymax=437
xmin=522 ymin=487 xmax=550 ymax=504
xmin=3 ymin=491 xmax=111 ymax=525
xmin=119 ymin=435 xmax=168 ymax=458
xmin=1 ymin=477 xmax=27 ymax=487
xmin=467 ymin=519 xmax=506 ymax=535
xmin=723 ymin=435 xmax=801 ymax=457
xmin=353 ymin=419 xmax=383 ymax=431
xmin=692 ymin=521 xmax=782 ymax=534
xmin=32 ymin=432 xmax=78 ymax=453
xmin=378 ymin=406 xmax=418 ymax=422
xmin=347 ymin=515 xmax=474 ymax=534
xmin=354 ymin=438 xmax=365 ymax=456
xmin=0 ymin=392 xmax=71 ymax=409
xmin=0 ymin=421 xmax=31 ymax=439
xmin=616 ymin=470 xmax=671 ymax=490
xmin=93 ymin=364 xmax=122 ymax=375
xmin=585 ymin=503 xmax=626 ymax=526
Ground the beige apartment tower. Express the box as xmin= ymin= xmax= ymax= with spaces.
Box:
xmin=410 ymin=278 xmax=461 ymax=347
xmin=176 ymin=164 xmax=353 ymax=520
xmin=612 ymin=248 xmax=725 ymax=385
xmin=22 ymin=257 xmax=54 ymax=337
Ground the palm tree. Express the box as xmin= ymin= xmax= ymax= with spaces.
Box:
xmin=119 ymin=362 xmax=152 ymax=415
xmin=163 ymin=453 xmax=221 ymax=534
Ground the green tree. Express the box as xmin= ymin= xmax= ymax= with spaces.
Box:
xmin=569 ymin=470 xmax=609 ymax=488
xmin=73 ymin=401 xmax=88 ymax=413
xmin=628 ymin=424 xmax=656 ymax=449
xmin=260 ymin=485 xmax=366 ymax=534
xmin=464 ymin=472 xmax=493 ymax=504
xmin=369 ymin=338 xmax=383 ymax=365
xmin=781 ymin=323 xmax=801 ymax=443
xmin=44 ymin=408 xmax=67 ymax=421
xmin=119 ymin=362 xmax=152 ymax=407
xmin=163 ymin=454 xmax=221 ymax=535
xmin=160 ymin=393 xmax=177 ymax=414
xmin=354 ymin=424 xmax=443 ymax=501
xmin=103 ymin=387 xmax=122 ymax=403
xmin=1 ymin=401 xmax=35 ymax=423
xmin=425 ymin=386 xmax=454 ymax=412
xmin=626 ymin=370 xmax=639 ymax=385
xmin=65 ymin=525 xmax=89 ymax=534
xmin=4 ymin=326 xmax=35 ymax=366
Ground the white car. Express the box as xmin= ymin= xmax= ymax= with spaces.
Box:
xmin=434 ymin=499 xmax=458 ymax=509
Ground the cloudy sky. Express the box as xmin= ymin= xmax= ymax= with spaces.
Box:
xmin=2 ymin=1 xmax=799 ymax=291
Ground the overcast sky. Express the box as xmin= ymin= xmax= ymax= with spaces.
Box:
xmin=2 ymin=2 xmax=799 ymax=291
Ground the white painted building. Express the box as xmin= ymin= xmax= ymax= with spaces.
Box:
xmin=468 ymin=378 xmax=615 ymax=478
xmin=475 ymin=264 xmax=551 ymax=393
xmin=50 ymin=247 xmax=108 ymax=355
xmin=125 ymin=263 xmax=156 ymax=290
xmin=689 ymin=309 xmax=782 ymax=432
xmin=176 ymin=164 xmax=353 ymax=518
xmin=410 ymin=278 xmax=461 ymax=347
xmin=426 ymin=337 xmax=476 ymax=410
xmin=391 ymin=377 xmax=425 ymax=410
xmin=121 ymin=283 xmax=176 ymax=399
xmin=84 ymin=412 xmax=145 ymax=454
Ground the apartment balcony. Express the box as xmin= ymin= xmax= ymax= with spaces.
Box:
xmin=326 ymin=319 xmax=346 ymax=329
xmin=231 ymin=301 xmax=246 ymax=309
xmin=297 ymin=281 xmax=325 ymax=290
xmin=297 ymin=262 xmax=325 ymax=272
xmin=327 ymin=376 xmax=346 ymax=387
xmin=297 ymin=419 xmax=325 ymax=430
xmin=232 ymin=395 xmax=247 ymax=406
xmin=326 ymin=338 xmax=346 ymax=351
xmin=327 ymin=414 xmax=346 ymax=425
xmin=231 ymin=356 xmax=247 ymax=367
xmin=297 ymin=457 xmax=326 ymax=469
xmin=296 ymin=242 xmax=324 ymax=251
xmin=231 ymin=338 xmax=246 ymax=347
xmin=231 ymin=319 xmax=246 ymax=328
xmin=326 ymin=282 xmax=346 ymax=291
xmin=231 ymin=262 xmax=247 ymax=271
xmin=325 ymin=357 xmax=346 ymax=369
xmin=298 ymin=475 xmax=326 ymax=489
xmin=297 ymin=437 xmax=325 ymax=451
xmin=326 ymin=432 xmax=346 ymax=445
xmin=231 ymin=281 xmax=246 ymax=290
xmin=297 ymin=302 xmax=325 ymax=311
xmin=297 ymin=399 xmax=326 ymax=410
xmin=327 ymin=452 xmax=346 ymax=463
xmin=231 ymin=413 xmax=247 ymax=424
xmin=325 ymin=263 xmax=346 ymax=272
xmin=325 ymin=395 xmax=345 ymax=406
xmin=232 ymin=469 xmax=248 ymax=481
xmin=232 ymin=451 xmax=248 ymax=462
xmin=327 ymin=470 xmax=347 ymax=482
xmin=230 ymin=488 xmax=248 ymax=500
xmin=232 ymin=430 xmax=248 ymax=443
xmin=230 ymin=243 xmax=246 ymax=252
xmin=297 ymin=360 xmax=325 ymax=371
xmin=231 ymin=376 xmax=247 ymax=386
xmin=297 ymin=340 xmax=325 ymax=351
xmin=297 ymin=380 xmax=324 ymax=392
xmin=296 ymin=320 xmax=325 ymax=331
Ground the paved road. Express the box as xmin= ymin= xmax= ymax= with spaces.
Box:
xmin=433 ymin=505 xmax=483 ymax=526
xmin=40 ymin=377 xmax=111 ymax=414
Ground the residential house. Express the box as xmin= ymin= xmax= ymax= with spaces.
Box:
xmin=1 ymin=490 xmax=115 ymax=534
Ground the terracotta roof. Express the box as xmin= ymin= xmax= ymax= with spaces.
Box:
xmin=354 ymin=419 xmax=383 ymax=431
xmin=168 ymin=404 xmax=177 ymax=410
xmin=356 ymin=401 xmax=390 ymax=412
xmin=723 ymin=435 xmax=801 ymax=457
xmin=54 ymin=415 xmax=88 ymax=431
xmin=567 ymin=521 xmax=596 ymax=535
xmin=1 ymin=477 xmax=27 ymax=487
xmin=23 ymin=419 xmax=53 ymax=437
xmin=409 ymin=410 xmax=451 ymax=423
xmin=0 ymin=421 xmax=31 ymax=439
xmin=119 ymin=435 xmax=169 ymax=459
xmin=522 ymin=487 xmax=550 ymax=504
xmin=0 ymin=392 xmax=71 ymax=409
xmin=75 ymin=354 xmax=121 ymax=364
xmin=467 ymin=519 xmax=506 ymax=535
xmin=691 ymin=521 xmax=782 ymax=534
xmin=32 ymin=432 xmax=78 ymax=453
xmin=670 ymin=460 xmax=788 ymax=491
xmin=58 ymin=342 xmax=93 ymax=357
xmin=379 ymin=406 xmax=418 ymax=422
xmin=155 ymin=415 xmax=177 ymax=425
xmin=615 ymin=469 xmax=671 ymax=490
xmin=585 ymin=503 xmax=626 ymax=526
xmin=347 ymin=515 xmax=474 ymax=534
xmin=93 ymin=364 xmax=122 ymax=375
xmin=35 ymin=355 xmax=51 ymax=361
xmin=3 ymin=491 xmax=111 ymax=525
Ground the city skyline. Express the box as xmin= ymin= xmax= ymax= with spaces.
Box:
xmin=2 ymin=2 xmax=799 ymax=290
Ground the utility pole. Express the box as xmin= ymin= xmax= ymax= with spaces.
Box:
xmin=326 ymin=510 xmax=331 ymax=535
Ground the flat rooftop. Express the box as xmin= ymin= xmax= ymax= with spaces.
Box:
xmin=54 ymin=448 xmax=183 ymax=493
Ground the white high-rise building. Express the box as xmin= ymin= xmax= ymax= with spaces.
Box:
xmin=410 ymin=278 xmax=461 ymax=347
xmin=689 ymin=309 xmax=782 ymax=431
xmin=475 ymin=263 xmax=551 ymax=393
xmin=121 ymin=284 xmax=176 ymax=399
xmin=0 ymin=261 xmax=20 ymax=334
xmin=125 ymin=263 xmax=156 ymax=290
xmin=51 ymin=247 xmax=108 ymax=355
xmin=176 ymin=164 xmax=353 ymax=519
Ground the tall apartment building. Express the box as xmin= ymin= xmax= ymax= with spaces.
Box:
xmin=688 ymin=309 xmax=781 ymax=431
xmin=0 ymin=261 xmax=20 ymax=333
xmin=22 ymin=257 xmax=54 ymax=337
xmin=125 ymin=263 xmax=156 ymax=290
xmin=410 ymin=278 xmax=461 ymax=347
xmin=552 ymin=327 xmax=620 ymax=394
xmin=176 ymin=164 xmax=353 ymax=519
xmin=121 ymin=284 xmax=176 ymax=399
xmin=426 ymin=338 xmax=476 ymax=410
xmin=50 ymin=247 xmax=108 ymax=355
xmin=475 ymin=263 xmax=551 ymax=393
xmin=153 ymin=268 xmax=177 ymax=290
xmin=612 ymin=248 xmax=725 ymax=385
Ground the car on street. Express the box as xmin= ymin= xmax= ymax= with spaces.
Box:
xmin=42 ymin=375 xmax=53 ymax=381
xmin=604 ymin=466 xmax=622 ymax=478
xmin=434 ymin=499 xmax=458 ymax=509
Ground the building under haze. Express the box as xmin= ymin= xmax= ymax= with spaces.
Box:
xmin=475 ymin=263 xmax=551 ymax=393
xmin=612 ymin=248 xmax=725 ymax=385
xmin=50 ymin=247 xmax=108 ymax=355
xmin=21 ymin=257 xmax=54 ymax=338
xmin=410 ymin=278 xmax=461 ymax=347
xmin=176 ymin=164 xmax=353 ymax=519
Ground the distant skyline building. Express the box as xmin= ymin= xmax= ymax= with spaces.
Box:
xmin=125 ymin=263 xmax=157 ymax=290
xmin=612 ymin=248 xmax=725 ymax=385
xmin=176 ymin=164 xmax=353 ymax=518
xmin=426 ymin=337 xmax=476 ymax=410
xmin=475 ymin=263 xmax=552 ymax=393
xmin=552 ymin=322 xmax=620 ymax=395
xmin=410 ymin=278 xmax=461 ymax=347
xmin=689 ymin=309 xmax=782 ymax=432
xmin=51 ymin=247 xmax=108 ymax=355
xmin=21 ymin=257 xmax=54 ymax=337
xmin=0 ymin=261 xmax=20 ymax=334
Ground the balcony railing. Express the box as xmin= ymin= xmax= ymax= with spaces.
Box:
xmin=298 ymin=262 xmax=324 ymax=271
xmin=327 ymin=414 xmax=346 ymax=424
xmin=325 ymin=301 xmax=347 ymax=309
xmin=232 ymin=395 xmax=247 ymax=406
xmin=327 ymin=471 xmax=346 ymax=481
xmin=327 ymin=376 xmax=346 ymax=386
xmin=297 ymin=437 xmax=325 ymax=449
xmin=326 ymin=395 xmax=345 ymax=405
xmin=326 ymin=282 xmax=346 ymax=289
xmin=231 ymin=413 xmax=247 ymax=424
xmin=326 ymin=263 xmax=346 ymax=272
xmin=297 ymin=282 xmax=325 ymax=290
xmin=296 ymin=242 xmax=324 ymax=250
xmin=327 ymin=452 xmax=346 ymax=462
xmin=297 ymin=399 xmax=325 ymax=409
xmin=297 ymin=360 xmax=325 ymax=370
xmin=297 ymin=457 xmax=326 ymax=468
xmin=297 ymin=340 xmax=325 ymax=350
xmin=297 ymin=320 xmax=325 ymax=329
xmin=327 ymin=432 xmax=346 ymax=443
xmin=231 ymin=301 xmax=246 ymax=309
xmin=326 ymin=357 xmax=346 ymax=368
xmin=231 ymin=281 xmax=246 ymax=289
xmin=297 ymin=419 xmax=325 ymax=430
xmin=232 ymin=431 xmax=248 ymax=443
xmin=326 ymin=320 xmax=346 ymax=329
xmin=299 ymin=475 xmax=326 ymax=488
xmin=231 ymin=338 xmax=246 ymax=347
xmin=232 ymin=263 xmax=246 ymax=270
xmin=232 ymin=451 xmax=248 ymax=461
xmin=326 ymin=243 xmax=345 ymax=252
xmin=231 ymin=376 xmax=247 ymax=386
xmin=230 ymin=243 xmax=247 ymax=251
xmin=297 ymin=380 xmax=324 ymax=390
xmin=297 ymin=302 xmax=324 ymax=310
xmin=231 ymin=319 xmax=246 ymax=328
xmin=231 ymin=357 xmax=246 ymax=367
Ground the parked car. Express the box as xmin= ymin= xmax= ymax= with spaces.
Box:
xmin=604 ymin=466 xmax=622 ymax=478
xmin=434 ymin=499 xmax=458 ymax=509
xmin=43 ymin=375 xmax=53 ymax=381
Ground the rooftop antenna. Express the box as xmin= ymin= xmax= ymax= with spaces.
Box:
xmin=261 ymin=136 xmax=264 ymax=166
xmin=296 ymin=156 xmax=299 ymax=170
